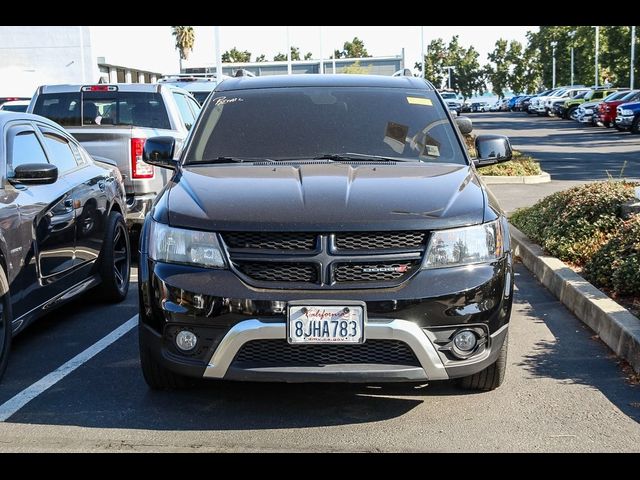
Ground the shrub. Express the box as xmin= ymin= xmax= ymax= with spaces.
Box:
xmin=511 ymin=181 xmax=638 ymax=265
xmin=584 ymin=215 xmax=640 ymax=296
xmin=478 ymin=151 xmax=542 ymax=176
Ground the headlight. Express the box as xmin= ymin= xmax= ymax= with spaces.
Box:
xmin=621 ymin=109 xmax=634 ymax=116
xmin=148 ymin=220 xmax=226 ymax=268
xmin=422 ymin=220 xmax=504 ymax=269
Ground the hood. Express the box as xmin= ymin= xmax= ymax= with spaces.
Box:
xmin=164 ymin=162 xmax=486 ymax=231
xmin=619 ymin=101 xmax=640 ymax=109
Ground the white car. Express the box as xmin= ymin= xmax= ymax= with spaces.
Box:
xmin=0 ymin=99 xmax=30 ymax=112
xmin=543 ymin=88 xmax=589 ymax=116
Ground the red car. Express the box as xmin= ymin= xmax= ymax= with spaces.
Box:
xmin=595 ymin=90 xmax=640 ymax=128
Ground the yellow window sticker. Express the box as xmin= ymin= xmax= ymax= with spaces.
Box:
xmin=406 ymin=96 xmax=432 ymax=106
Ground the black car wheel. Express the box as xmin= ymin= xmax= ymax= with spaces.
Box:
xmin=99 ymin=211 xmax=130 ymax=302
xmin=567 ymin=106 xmax=578 ymax=120
xmin=458 ymin=334 xmax=508 ymax=391
xmin=0 ymin=267 xmax=13 ymax=382
xmin=631 ymin=116 xmax=640 ymax=134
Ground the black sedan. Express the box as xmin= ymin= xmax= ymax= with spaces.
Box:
xmin=0 ymin=112 xmax=131 ymax=381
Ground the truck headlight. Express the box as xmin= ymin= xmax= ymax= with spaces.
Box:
xmin=422 ymin=220 xmax=504 ymax=269
xmin=621 ymin=109 xmax=634 ymax=116
xmin=148 ymin=220 xmax=226 ymax=268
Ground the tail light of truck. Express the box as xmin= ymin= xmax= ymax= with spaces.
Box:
xmin=131 ymin=138 xmax=154 ymax=179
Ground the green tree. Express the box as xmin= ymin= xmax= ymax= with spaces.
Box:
xmin=273 ymin=46 xmax=306 ymax=62
xmin=171 ymin=26 xmax=195 ymax=71
xmin=273 ymin=52 xmax=287 ymax=61
xmin=304 ymin=51 xmax=313 ymax=60
xmin=486 ymin=39 xmax=510 ymax=98
xmin=255 ymin=54 xmax=267 ymax=62
xmin=221 ymin=47 xmax=251 ymax=63
xmin=415 ymin=38 xmax=448 ymax=87
xmin=342 ymin=60 xmax=372 ymax=75
xmin=334 ymin=37 xmax=370 ymax=58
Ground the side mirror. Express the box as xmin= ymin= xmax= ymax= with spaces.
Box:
xmin=473 ymin=134 xmax=513 ymax=167
xmin=455 ymin=116 xmax=473 ymax=135
xmin=11 ymin=163 xmax=58 ymax=185
xmin=143 ymin=136 xmax=178 ymax=170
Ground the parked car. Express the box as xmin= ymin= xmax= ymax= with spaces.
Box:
xmin=594 ymin=90 xmax=639 ymax=128
xmin=553 ymin=91 xmax=587 ymax=118
xmin=0 ymin=111 xmax=130 ymax=382
xmin=157 ymin=73 xmax=230 ymax=105
xmin=528 ymin=89 xmax=557 ymax=114
xmin=0 ymin=97 xmax=30 ymax=107
xmin=489 ymin=101 xmax=501 ymax=112
xmin=28 ymin=84 xmax=202 ymax=230
xmin=0 ymin=100 xmax=30 ymax=112
xmin=543 ymin=87 xmax=590 ymax=116
xmin=137 ymin=74 xmax=515 ymax=392
xmin=470 ymin=101 xmax=490 ymax=112
xmin=562 ymin=88 xmax=618 ymax=120
xmin=439 ymin=90 xmax=463 ymax=115
xmin=615 ymin=100 xmax=640 ymax=133
xmin=514 ymin=95 xmax=532 ymax=111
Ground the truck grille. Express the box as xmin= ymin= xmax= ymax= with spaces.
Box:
xmin=222 ymin=232 xmax=316 ymax=251
xmin=233 ymin=339 xmax=420 ymax=367
xmin=335 ymin=231 xmax=426 ymax=250
xmin=224 ymin=231 xmax=427 ymax=289
xmin=237 ymin=262 xmax=318 ymax=283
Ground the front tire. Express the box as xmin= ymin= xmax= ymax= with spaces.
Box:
xmin=99 ymin=211 xmax=130 ymax=302
xmin=0 ymin=267 xmax=13 ymax=382
xmin=458 ymin=334 xmax=508 ymax=391
xmin=631 ymin=116 xmax=640 ymax=134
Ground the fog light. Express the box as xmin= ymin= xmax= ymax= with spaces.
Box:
xmin=176 ymin=330 xmax=197 ymax=351
xmin=453 ymin=330 xmax=477 ymax=352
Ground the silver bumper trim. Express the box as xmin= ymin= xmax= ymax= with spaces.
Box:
xmin=202 ymin=318 xmax=450 ymax=380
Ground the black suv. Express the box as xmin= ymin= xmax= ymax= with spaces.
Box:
xmin=138 ymin=75 xmax=514 ymax=391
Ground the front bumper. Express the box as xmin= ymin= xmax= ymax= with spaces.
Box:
xmin=578 ymin=114 xmax=594 ymax=123
xmin=616 ymin=115 xmax=634 ymax=127
xmin=138 ymin=251 xmax=514 ymax=383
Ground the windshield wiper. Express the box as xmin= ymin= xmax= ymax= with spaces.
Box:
xmin=313 ymin=153 xmax=416 ymax=162
xmin=195 ymin=156 xmax=276 ymax=164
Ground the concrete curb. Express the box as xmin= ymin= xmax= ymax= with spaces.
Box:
xmin=510 ymin=225 xmax=640 ymax=374
xmin=481 ymin=171 xmax=551 ymax=184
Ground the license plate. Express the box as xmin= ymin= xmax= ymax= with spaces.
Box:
xmin=287 ymin=303 xmax=365 ymax=344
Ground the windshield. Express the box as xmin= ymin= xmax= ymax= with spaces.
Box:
xmin=620 ymin=90 xmax=640 ymax=102
xmin=185 ymin=87 xmax=465 ymax=165
xmin=605 ymin=91 xmax=631 ymax=102
xmin=440 ymin=92 xmax=457 ymax=99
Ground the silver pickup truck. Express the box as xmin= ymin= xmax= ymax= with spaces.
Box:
xmin=28 ymin=83 xmax=201 ymax=229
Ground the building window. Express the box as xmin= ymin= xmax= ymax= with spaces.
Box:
xmin=117 ymin=68 xmax=126 ymax=83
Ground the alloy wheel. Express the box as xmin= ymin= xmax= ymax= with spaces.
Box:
xmin=112 ymin=223 xmax=130 ymax=292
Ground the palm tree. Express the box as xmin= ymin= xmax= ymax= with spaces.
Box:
xmin=171 ymin=26 xmax=195 ymax=72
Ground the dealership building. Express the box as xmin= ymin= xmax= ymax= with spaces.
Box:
xmin=0 ymin=26 xmax=406 ymax=98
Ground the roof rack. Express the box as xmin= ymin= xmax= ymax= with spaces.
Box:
xmin=158 ymin=73 xmax=230 ymax=83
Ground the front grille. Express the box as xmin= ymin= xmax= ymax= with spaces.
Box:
xmin=335 ymin=231 xmax=426 ymax=250
xmin=334 ymin=261 xmax=419 ymax=283
xmin=236 ymin=262 xmax=318 ymax=283
xmin=222 ymin=232 xmax=316 ymax=251
xmin=233 ymin=339 xmax=420 ymax=367
xmin=224 ymin=231 xmax=427 ymax=288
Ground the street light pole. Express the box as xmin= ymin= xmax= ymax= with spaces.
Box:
xmin=286 ymin=26 xmax=292 ymax=75
xmin=594 ymin=26 xmax=600 ymax=87
xmin=551 ymin=41 xmax=557 ymax=88
xmin=214 ymin=26 xmax=222 ymax=80
xmin=443 ymin=65 xmax=454 ymax=90
xmin=632 ymin=25 xmax=636 ymax=89
xmin=571 ymin=47 xmax=574 ymax=86
xmin=319 ymin=26 xmax=323 ymax=75
xmin=420 ymin=26 xmax=425 ymax=79
xmin=568 ymin=30 xmax=576 ymax=86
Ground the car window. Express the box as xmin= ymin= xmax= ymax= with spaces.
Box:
xmin=192 ymin=91 xmax=210 ymax=105
xmin=187 ymin=87 xmax=464 ymax=165
xmin=187 ymin=96 xmax=202 ymax=118
xmin=10 ymin=131 xmax=48 ymax=172
xmin=40 ymin=131 xmax=79 ymax=173
xmin=34 ymin=92 xmax=171 ymax=129
xmin=172 ymin=92 xmax=196 ymax=130
xmin=33 ymin=92 xmax=81 ymax=126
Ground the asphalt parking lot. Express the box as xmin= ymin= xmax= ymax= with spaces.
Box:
xmin=0 ymin=114 xmax=639 ymax=452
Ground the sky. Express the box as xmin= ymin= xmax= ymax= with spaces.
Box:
xmin=90 ymin=26 xmax=538 ymax=75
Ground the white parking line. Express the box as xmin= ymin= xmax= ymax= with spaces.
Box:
xmin=0 ymin=315 xmax=138 ymax=422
